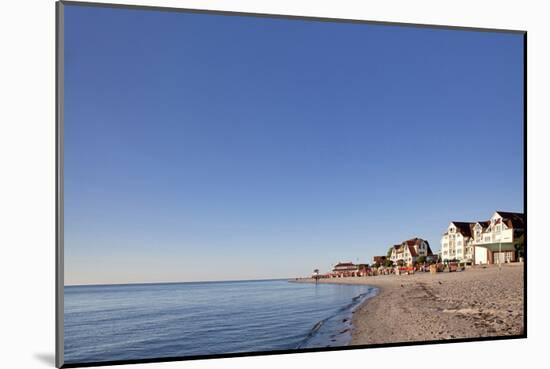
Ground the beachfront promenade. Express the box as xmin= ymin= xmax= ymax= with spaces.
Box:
xmin=294 ymin=263 xmax=524 ymax=345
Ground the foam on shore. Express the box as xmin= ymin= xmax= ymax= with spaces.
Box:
xmin=296 ymin=286 xmax=379 ymax=348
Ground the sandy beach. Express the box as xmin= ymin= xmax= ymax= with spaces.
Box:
xmin=295 ymin=263 xmax=524 ymax=345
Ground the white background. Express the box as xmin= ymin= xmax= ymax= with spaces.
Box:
xmin=1 ymin=0 xmax=549 ymax=368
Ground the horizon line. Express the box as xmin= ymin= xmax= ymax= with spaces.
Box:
xmin=64 ymin=276 xmax=295 ymax=288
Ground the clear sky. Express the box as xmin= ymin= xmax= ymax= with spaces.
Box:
xmin=63 ymin=4 xmax=524 ymax=285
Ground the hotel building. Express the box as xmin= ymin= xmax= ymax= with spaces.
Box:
xmin=440 ymin=211 xmax=525 ymax=264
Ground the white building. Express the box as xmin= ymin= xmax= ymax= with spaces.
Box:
xmin=330 ymin=262 xmax=361 ymax=277
xmin=471 ymin=220 xmax=491 ymax=264
xmin=440 ymin=211 xmax=524 ymax=265
xmin=441 ymin=222 xmax=477 ymax=263
xmin=389 ymin=238 xmax=433 ymax=266
xmin=473 ymin=211 xmax=525 ymax=264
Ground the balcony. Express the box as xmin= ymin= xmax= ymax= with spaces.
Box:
xmin=474 ymin=229 xmax=514 ymax=245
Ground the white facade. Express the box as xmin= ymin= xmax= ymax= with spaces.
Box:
xmin=472 ymin=212 xmax=523 ymax=264
xmin=473 ymin=246 xmax=488 ymax=265
xmin=474 ymin=212 xmax=514 ymax=246
xmin=441 ymin=211 xmax=524 ymax=265
xmin=441 ymin=222 xmax=475 ymax=263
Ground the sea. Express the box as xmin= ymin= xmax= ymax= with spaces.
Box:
xmin=64 ymin=279 xmax=378 ymax=364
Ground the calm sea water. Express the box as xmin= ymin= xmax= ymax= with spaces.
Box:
xmin=64 ymin=279 xmax=377 ymax=364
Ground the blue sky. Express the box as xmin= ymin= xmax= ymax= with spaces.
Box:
xmin=63 ymin=4 xmax=524 ymax=285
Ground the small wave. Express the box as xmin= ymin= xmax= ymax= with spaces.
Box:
xmin=311 ymin=320 xmax=324 ymax=332
xmin=296 ymin=319 xmax=327 ymax=348
xmin=297 ymin=286 xmax=378 ymax=349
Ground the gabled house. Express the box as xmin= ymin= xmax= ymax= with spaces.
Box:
xmin=389 ymin=238 xmax=433 ymax=266
xmin=473 ymin=211 xmax=525 ymax=264
xmin=441 ymin=211 xmax=525 ymax=265
xmin=471 ymin=220 xmax=491 ymax=264
xmin=441 ymin=221 xmax=476 ymax=263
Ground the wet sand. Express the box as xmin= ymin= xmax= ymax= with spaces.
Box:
xmin=294 ymin=263 xmax=524 ymax=345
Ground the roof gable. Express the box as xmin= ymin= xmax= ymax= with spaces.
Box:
xmin=425 ymin=241 xmax=434 ymax=256
xmin=450 ymin=222 xmax=476 ymax=238
xmin=496 ymin=211 xmax=525 ymax=229
xmin=475 ymin=221 xmax=490 ymax=229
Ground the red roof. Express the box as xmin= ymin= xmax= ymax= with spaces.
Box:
xmin=403 ymin=238 xmax=433 ymax=257
xmin=407 ymin=245 xmax=418 ymax=257
xmin=476 ymin=221 xmax=490 ymax=229
xmin=450 ymin=222 xmax=476 ymax=238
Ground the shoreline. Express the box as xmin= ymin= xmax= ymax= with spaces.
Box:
xmin=296 ymin=285 xmax=378 ymax=349
xmin=294 ymin=263 xmax=524 ymax=345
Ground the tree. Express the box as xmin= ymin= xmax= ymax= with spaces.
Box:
xmin=397 ymin=260 xmax=405 ymax=267
xmin=313 ymin=269 xmax=320 ymax=283
xmin=417 ymin=256 xmax=426 ymax=265
xmin=514 ymin=234 xmax=525 ymax=260
xmin=383 ymin=259 xmax=394 ymax=268
xmin=387 ymin=247 xmax=393 ymax=259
